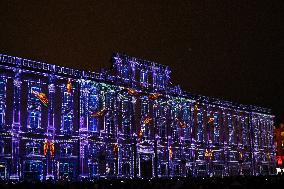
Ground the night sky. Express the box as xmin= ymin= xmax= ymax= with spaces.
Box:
xmin=0 ymin=1 xmax=283 ymax=123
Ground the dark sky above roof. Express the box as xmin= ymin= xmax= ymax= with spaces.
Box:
xmin=0 ymin=1 xmax=283 ymax=123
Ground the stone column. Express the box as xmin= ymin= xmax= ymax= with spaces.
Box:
xmin=10 ymin=69 xmax=22 ymax=180
xmin=46 ymin=75 xmax=56 ymax=179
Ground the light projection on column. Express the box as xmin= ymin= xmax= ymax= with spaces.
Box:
xmin=0 ymin=53 xmax=276 ymax=179
xmin=61 ymin=82 xmax=74 ymax=135
xmin=67 ymin=79 xmax=72 ymax=94
xmin=169 ymin=145 xmax=173 ymax=160
xmin=180 ymin=101 xmax=191 ymax=140
xmin=105 ymin=90 xmax=116 ymax=135
xmin=213 ymin=112 xmax=220 ymax=144
xmin=169 ymin=98 xmax=181 ymax=144
xmin=139 ymin=98 xmax=149 ymax=140
xmin=140 ymin=70 xmax=148 ymax=87
xmin=87 ymin=82 xmax=99 ymax=132
xmin=27 ymin=83 xmax=42 ymax=130
xmin=155 ymin=101 xmax=167 ymax=142
xmin=197 ymin=107 xmax=204 ymax=143
xmin=121 ymin=65 xmax=130 ymax=82
xmin=240 ymin=116 xmax=246 ymax=146
xmin=13 ymin=76 xmax=22 ymax=125
xmin=43 ymin=140 xmax=55 ymax=157
xmin=228 ymin=113 xmax=234 ymax=145
xmin=121 ymin=99 xmax=132 ymax=138
xmin=0 ymin=76 xmax=6 ymax=129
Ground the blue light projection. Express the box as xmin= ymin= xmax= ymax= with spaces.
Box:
xmin=0 ymin=52 xmax=276 ymax=181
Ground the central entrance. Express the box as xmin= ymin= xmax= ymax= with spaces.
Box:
xmin=139 ymin=154 xmax=153 ymax=178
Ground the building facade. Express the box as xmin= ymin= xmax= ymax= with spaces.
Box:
xmin=0 ymin=53 xmax=275 ymax=180
xmin=274 ymin=123 xmax=284 ymax=169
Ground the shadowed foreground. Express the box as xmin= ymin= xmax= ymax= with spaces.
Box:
xmin=1 ymin=175 xmax=284 ymax=189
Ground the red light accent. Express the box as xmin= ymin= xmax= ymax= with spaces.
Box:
xmin=138 ymin=130 xmax=143 ymax=140
xmin=176 ymin=118 xmax=187 ymax=128
xmin=143 ymin=116 xmax=153 ymax=125
xmin=149 ymin=93 xmax=163 ymax=101
xmin=277 ymin=156 xmax=283 ymax=166
xmin=208 ymin=118 xmax=214 ymax=124
xmin=91 ymin=108 xmax=108 ymax=118
xmin=67 ymin=79 xmax=72 ymax=94
xmin=126 ymin=88 xmax=140 ymax=96
xmin=32 ymin=90 xmax=49 ymax=107
xmin=44 ymin=140 xmax=55 ymax=158
xmin=169 ymin=146 xmax=173 ymax=160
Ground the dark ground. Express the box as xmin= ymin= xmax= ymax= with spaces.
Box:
xmin=1 ymin=175 xmax=284 ymax=189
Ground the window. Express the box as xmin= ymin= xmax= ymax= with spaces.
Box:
xmin=89 ymin=164 xmax=98 ymax=177
xmin=140 ymin=71 xmax=148 ymax=86
xmin=156 ymin=74 xmax=164 ymax=89
xmin=214 ymin=151 xmax=221 ymax=161
xmin=197 ymin=151 xmax=204 ymax=160
xmin=60 ymin=144 xmax=72 ymax=157
xmin=26 ymin=142 xmax=41 ymax=155
xmin=24 ymin=161 xmax=43 ymax=174
xmin=89 ymin=146 xmax=98 ymax=157
xmin=62 ymin=114 xmax=72 ymax=134
xmin=59 ymin=162 xmax=73 ymax=176
xmin=122 ymin=117 xmax=131 ymax=137
xmin=229 ymin=152 xmax=237 ymax=161
xmin=29 ymin=111 xmax=41 ymax=129
xmin=122 ymin=66 xmax=129 ymax=80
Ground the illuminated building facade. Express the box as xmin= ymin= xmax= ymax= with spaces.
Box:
xmin=0 ymin=53 xmax=276 ymax=180
xmin=274 ymin=123 xmax=284 ymax=168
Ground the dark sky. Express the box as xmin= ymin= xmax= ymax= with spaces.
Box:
xmin=0 ymin=1 xmax=283 ymax=123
